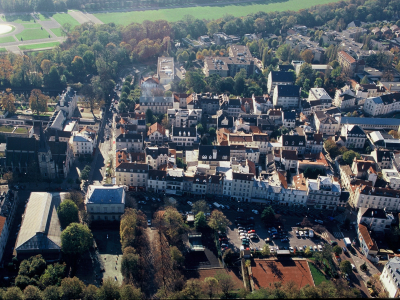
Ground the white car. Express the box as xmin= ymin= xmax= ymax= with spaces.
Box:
xmin=240 ymin=235 xmax=249 ymax=240
xmin=299 ymin=231 xmax=304 ymax=237
xmin=239 ymin=232 xmax=247 ymax=237
xmin=318 ymin=245 xmax=323 ymax=251
xmin=147 ymin=219 xmax=151 ymax=226
xmin=252 ymin=210 xmax=259 ymax=214
xmin=187 ymin=201 xmax=193 ymax=206
xmin=289 ymin=246 xmax=294 ymax=252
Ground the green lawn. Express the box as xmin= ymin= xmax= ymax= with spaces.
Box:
xmin=19 ymin=42 xmax=60 ymax=50
xmin=4 ymin=14 xmax=35 ymax=23
xmin=50 ymin=13 xmax=80 ymax=27
xmin=22 ymin=23 xmax=41 ymax=29
xmin=50 ymin=28 xmax=64 ymax=37
xmin=15 ymin=29 xmax=51 ymax=41
xmin=308 ymin=262 xmax=328 ymax=286
xmin=0 ymin=48 xmax=7 ymax=52
xmin=37 ymin=13 xmax=51 ymax=21
xmin=0 ymin=126 xmax=14 ymax=133
xmin=0 ymin=36 xmax=15 ymax=43
xmin=14 ymin=127 xmax=28 ymax=134
xmin=95 ymin=0 xmax=343 ymax=24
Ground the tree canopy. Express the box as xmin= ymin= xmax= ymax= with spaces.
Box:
xmin=61 ymin=223 xmax=93 ymax=256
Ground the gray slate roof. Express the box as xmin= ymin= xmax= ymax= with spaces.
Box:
xmin=86 ymin=185 xmax=125 ymax=204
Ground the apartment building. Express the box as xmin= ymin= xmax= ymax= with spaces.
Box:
xmin=70 ymin=132 xmax=94 ymax=157
xmin=333 ymin=85 xmax=356 ymax=109
xmin=313 ymin=111 xmax=340 ymax=135
xmin=357 ymin=208 xmax=393 ymax=233
xmin=145 ymin=147 xmax=169 ymax=170
xmin=171 ymin=126 xmax=197 ymax=146
xmin=147 ymin=170 xmax=167 ymax=193
xmin=306 ymin=175 xmax=341 ymax=210
xmin=167 ymin=109 xmax=201 ymax=128
xmin=340 ymin=124 xmax=366 ymax=149
xmin=147 ymin=122 xmax=168 ymax=146
xmin=115 ymin=162 xmax=148 ymax=191
xmin=139 ymin=96 xmax=175 ymax=114
xmin=85 ymin=185 xmax=125 ymax=221
xmin=337 ymin=50 xmax=364 ymax=75
xmin=115 ymin=133 xmax=143 ymax=152
xmin=157 ymin=57 xmax=174 ymax=85
xmin=272 ymin=85 xmax=301 ymax=109
xmin=351 ymin=185 xmax=400 ymax=211
xmin=380 ymin=257 xmax=400 ymax=298
xmin=364 ymin=93 xmax=400 ymax=116
xmin=280 ymin=134 xmax=306 ymax=154
xmin=267 ymin=71 xmax=295 ymax=94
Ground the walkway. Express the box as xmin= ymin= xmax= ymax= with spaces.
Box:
xmin=68 ymin=10 xmax=103 ymax=24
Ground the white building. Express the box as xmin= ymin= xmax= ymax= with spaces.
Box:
xmin=157 ymin=57 xmax=175 ymax=85
xmin=145 ymin=147 xmax=169 ymax=170
xmin=171 ymin=126 xmax=197 ymax=146
xmin=267 ymin=71 xmax=294 ymax=94
xmin=313 ymin=111 xmax=340 ymax=135
xmin=307 ymin=175 xmax=341 ymax=210
xmin=273 ymin=85 xmax=301 ymax=109
xmin=380 ymin=257 xmax=400 ymax=298
xmin=115 ymin=133 xmax=143 ymax=152
xmin=351 ymin=185 xmax=400 ymax=211
xmin=340 ymin=124 xmax=366 ymax=149
xmin=85 ymin=185 xmax=125 ymax=221
xmin=69 ymin=132 xmax=94 ymax=157
xmin=116 ymin=162 xmax=148 ymax=191
xmin=364 ymin=93 xmax=400 ymax=116
xmin=357 ymin=207 xmax=394 ymax=233
xmin=382 ymin=168 xmax=400 ymax=190
xmin=147 ymin=170 xmax=167 ymax=193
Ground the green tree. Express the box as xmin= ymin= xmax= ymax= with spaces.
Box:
xmin=1 ymin=88 xmax=16 ymax=114
xmin=61 ymin=223 xmax=93 ymax=256
xmin=80 ymin=165 xmax=91 ymax=181
xmin=333 ymin=245 xmax=343 ymax=256
xmin=208 ymin=210 xmax=231 ymax=233
xmin=360 ymin=75 xmax=369 ymax=84
xmin=60 ymin=277 xmax=85 ymax=300
xmin=192 ymin=200 xmax=210 ymax=215
xmin=68 ymin=191 xmax=84 ymax=207
xmin=170 ymin=246 xmax=184 ymax=268
xmin=3 ymin=287 xmax=23 ymax=300
xmin=185 ymin=69 xmax=206 ymax=93
xmin=42 ymin=286 xmax=61 ymax=300
xmin=120 ymin=251 xmax=140 ymax=284
xmin=96 ymin=277 xmax=120 ymax=300
xmin=23 ymin=285 xmax=41 ymax=300
xmin=39 ymin=263 xmax=66 ymax=288
xmin=203 ymin=277 xmax=219 ymax=299
xmin=340 ymin=260 xmax=352 ymax=274
xmin=176 ymin=157 xmax=186 ymax=169
xmin=360 ymin=262 xmax=368 ymax=272
xmin=342 ymin=150 xmax=361 ymax=165
xmin=18 ymin=255 xmax=46 ymax=277
xmin=29 ymin=89 xmax=48 ymax=115
xmin=304 ymin=247 xmax=312 ymax=257
xmin=120 ymin=285 xmax=142 ymax=300
xmin=314 ymin=77 xmax=323 ymax=88
xmin=57 ymin=199 xmax=79 ymax=228
xmin=82 ymin=285 xmax=98 ymax=300
xmin=145 ymin=108 xmax=155 ymax=124
xmin=215 ymin=270 xmax=235 ymax=298
xmin=261 ymin=206 xmax=275 ymax=226
xmin=261 ymin=244 xmax=271 ymax=256
xmin=194 ymin=211 xmax=207 ymax=230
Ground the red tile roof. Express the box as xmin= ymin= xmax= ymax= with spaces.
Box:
xmin=339 ymin=51 xmax=356 ymax=64
xmin=147 ymin=122 xmax=165 ymax=136
xmin=358 ymin=224 xmax=378 ymax=251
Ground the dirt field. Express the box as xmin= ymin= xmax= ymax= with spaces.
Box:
xmin=251 ymin=259 xmax=314 ymax=289
xmin=184 ymin=268 xmax=244 ymax=290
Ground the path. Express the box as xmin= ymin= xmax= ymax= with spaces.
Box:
xmin=68 ymin=10 xmax=103 ymax=24
xmin=3 ymin=36 xmax=65 ymax=53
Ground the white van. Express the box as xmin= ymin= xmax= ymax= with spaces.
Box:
xmin=351 ymin=263 xmax=356 ymax=271
xmin=213 ymin=202 xmax=221 ymax=208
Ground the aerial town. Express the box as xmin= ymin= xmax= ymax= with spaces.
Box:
xmin=1 ymin=0 xmax=400 ymax=298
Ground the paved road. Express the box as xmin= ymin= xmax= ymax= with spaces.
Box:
xmin=69 ymin=10 xmax=103 ymax=25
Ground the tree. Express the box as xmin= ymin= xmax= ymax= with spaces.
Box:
xmin=23 ymin=285 xmax=41 ymax=300
xmin=39 ymin=263 xmax=66 ymax=288
xmin=29 ymin=89 xmax=48 ymax=116
xmin=389 ymin=130 xmax=399 ymax=139
xmin=82 ymin=285 xmax=98 ymax=300
xmin=192 ymin=200 xmax=210 ymax=215
xmin=57 ymin=199 xmax=79 ymax=228
xmin=61 ymin=223 xmax=93 ymax=256
xmin=215 ymin=270 xmax=235 ymax=298
xmin=68 ymin=191 xmax=84 ymax=207
xmin=60 ymin=277 xmax=85 ymax=300
xmin=121 ymin=250 xmax=140 ymax=284
xmin=360 ymin=75 xmax=369 ymax=84
xmin=1 ymin=88 xmax=16 ymax=114
xmin=261 ymin=244 xmax=270 ymax=256
xmin=160 ymin=206 xmax=187 ymax=244
xmin=18 ymin=255 xmax=46 ymax=277
xmin=170 ymin=246 xmax=184 ymax=268
xmin=304 ymin=247 xmax=312 ymax=257
xmin=222 ymin=249 xmax=236 ymax=265
xmin=80 ymin=165 xmax=91 ymax=181
xmin=42 ymin=286 xmax=61 ymax=300
xmin=208 ymin=210 xmax=231 ymax=233
xmin=120 ymin=285 xmax=142 ymax=300
xmin=3 ymin=287 xmax=23 ymax=300
xmin=303 ymin=167 xmax=326 ymax=179
xmin=301 ymin=49 xmax=314 ymax=63
xmin=203 ymin=277 xmax=219 ymax=299
xmin=342 ymin=150 xmax=361 ymax=165
xmin=96 ymin=277 xmax=120 ymax=300
xmin=321 ymin=244 xmax=333 ymax=261
xmin=261 ymin=206 xmax=275 ymax=226
xmin=340 ymin=260 xmax=352 ymax=274
xmin=176 ymin=157 xmax=186 ymax=169
xmin=194 ymin=211 xmax=207 ymax=230
xmin=333 ymin=245 xmax=343 ymax=256
xmin=360 ymin=262 xmax=368 ymax=272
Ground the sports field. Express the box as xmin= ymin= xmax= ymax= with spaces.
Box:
xmin=19 ymin=41 xmax=60 ymax=50
xmin=95 ymin=0 xmax=342 ymax=24
xmin=15 ymin=28 xmax=50 ymax=41
xmin=50 ymin=13 xmax=80 ymax=27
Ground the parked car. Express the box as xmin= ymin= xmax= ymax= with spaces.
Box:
xmin=315 ymin=219 xmax=324 ymax=225
xmin=318 ymin=245 xmax=323 ymax=251
xmin=281 ymin=238 xmax=288 ymax=242
xmin=147 ymin=220 xmax=151 ymax=226
xmin=187 ymin=201 xmax=193 ymax=206
xmin=252 ymin=209 xmax=259 ymax=214
xmin=296 ymin=231 xmax=300 ymax=237
xmin=248 ymin=229 xmax=256 ymax=234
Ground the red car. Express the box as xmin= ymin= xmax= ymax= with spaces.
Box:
xmin=219 ymin=237 xmax=228 ymax=242
xmin=248 ymin=230 xmax=256 ymax=234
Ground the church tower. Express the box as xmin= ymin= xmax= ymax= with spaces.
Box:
xmin=37 ymin=122 xmax=55 ymax=179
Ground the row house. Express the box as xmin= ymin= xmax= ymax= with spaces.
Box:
xmin=167 ymin=108 xmax=202 ymax=128
xmin=380 ymin=257 xmax=400 ymax=298
xmin=147 ymin=170 xmax=167 ymax=193
xmin=198 ymin=145 xmax=230 ymax=174
xmin=357 ymin=223 xmax=379 ymax=261
xmin=116 ymin=150 xmax=145 ymax=167
xmin=333 ymin=85 xmax=356 ymax=109
xmin=371 ymin=149 xmax=392 ymax=170
xmin=357 ymin=207 xmax=394 ymax=233
xmin=351 ymin=158 xmax=378 ymax=186
xmin=115 ymin=133 xmax=143 ymax=152
xmin=281 ymin=150 xmax=298 ymax=172
xmin=139 ymin=96 xmax=176 ymax=114
xmin=339 ymin=124 xmax=366 ymax=149
xmin=304 ymin=132 xmax=324 ymax=154
xmin=313 ymin=111 xmax=340 ymax=135
xmin=171 ymin=126 xmax=198 ymax=147
xmin=230 ymin=144 xmax=245 ymax=161
xmin=245 ymin=147 xmax=260 ymax=164
xmin=306 ymin=175 xmax=341 ymax=210
xmin=273 ymin=85 xmax=301 ymax=109
xmin=145 ymin=147 xmax=169 ymax=170
xmin=351 ymin=185 xmax=400 ymax=211
xmin=147 ymin=123 xmax=168 ymax=146
xmin=282 ymin=111 xmax=296 ymax=129
xmin=279 ymin=134 xmax=306 ymax=154
xmin=230 ymin=172 xmax=254 ymax=201
xmin=116 ymin=162 xmax=148 ymax=191
xmin=173 ymin=93 xmax=191 ymax=109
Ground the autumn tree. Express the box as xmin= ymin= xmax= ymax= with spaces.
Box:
xmin=1 ymin=88 xmax=16 ymax=114
xmin=29 ymin=89 xmax=48 ymax=115
xmin=203 ymin=277 xmax=219 ymax=299
xmin=301 ymin=49 xmax=314 ymax=63
xmin=208 ymin=210 xmax=231 ymax=233
xmin=215 ymin=270 xmax=235 ymax=298
xmin=192 ymin=200 xmax=210 ymax=215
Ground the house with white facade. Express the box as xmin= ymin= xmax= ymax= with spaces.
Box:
xmin=273 ymin=85 xmax=301 ymax=109
xmin=147 ymin=123 xmax=167 ymax=146
xmin=313 ymin=111 xmax=340 ymax=135
xmin=340 ymin=124 xmax=366 ymax=149
xmin=69 ymin=132 xmax=94 ymax=157
xmin=333 ymin=85 xmax=356 ymax=109
xmin=145 ymin=147 xmax=169 ymax=170
xmin=282 ymin=111 xmax=296 ymax=129
xmin=380 ymin=257 xmax=400 ymax=298
xmin=147 ymin=170 xmax=167 ymax=193
xmin=267 ymin=71 xmax=294 ymax=94
xmin=171 ymin=126 xmax=197 ymax=146
xmin=364 ymin=93 xmax=400 ymax=116
xmin=357 ymin=207 xmax=394 ymax=233
xmin=115 ymin=133 xmax=143 ymax=152
xmin=306 ymin=175 xmax=341 ymax=210
xmin=357 ymin=223 xmax=379 ymax=260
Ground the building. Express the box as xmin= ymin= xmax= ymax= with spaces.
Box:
xmin=116 ymin=162 xmax=148 ymax=191
xmin=203 ymin=45 xmax=255 ymax=78
xmin=267 ymin=71 xmax=294 ymax=94
xmin=0 ymin=188 xmax=18 ymax=263
xmin=167 ymin=109 xmax=201 ymax=128
xmin=364 ymin=93 xmax=400 ymax=116
xmin=371 ymin=149 xmax=392 ymax=170
xmin=357 ymin=223 xmax=379 ymax=259
xmin=70 ymin=132 xmax=94 ymax=157
xmin=307 ymin=175 xmax=341 ymax=210
xmin=337 ymin=50 xmax=364 ymax=75
xmin=341 ymin=117 xmax=400 ymax=130
xmin=15 ymin=192 xmax=61 ymax=261
xmin=273 ymin=85 xmax=301 ymax=109
xmin=333 ymin=85 xmax=356 ymax=109
xmin=115 ymin=133 xmax=143 ymax=152
xmin=280 ymin=134 xmax=306 ymax=154
xmin=340 ymin=124 xmax=366 ymax=149
xmin=351 ymin=185 xmax=400 ymax=211
xmin=147 ymin=170 xmax=167 ymax=193
xmin=85 ymin=185 xmax=125 ymax=221
xmin=357 ymin=207 xmax=393 ymax=233
xmin=313 ymin=111 xmax=340 ymax=135
xmin=140 ymin=76 xmax=163 ymax=97
xmin=145 ymin=147 xmax=169 ymax=170
xmin=0 ymin=125 xmax=33 ymax=138
xmin=171 ymin=126 xmax=197 ymax=147
xmin=147 ymin=122 xmax=167 ymax=145
xmin=282 ymin=111 xmax=296 ymax=129
xmin=139 ymin=97 xmax=174 ymax=114
xmin=157 ymin=57 xmax=174 ymax=85
xmin=380 ymin=257 xmax=400 ymax=298
xmin=57 ymin=87 xmax=77 ymax=118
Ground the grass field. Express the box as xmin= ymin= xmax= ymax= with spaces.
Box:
xmin=15 ymin=29 xmax=51 ymax=41
xmin=4 ymin=14 xmax=35 ymax=23
xmin=308 ymin=262 xmax=328 ymax=286
xmin=50 ymin=13 xmax=80 ymax=27
xmin=22 ymin=23 xmax=41 ymax=29
xmin=37 ymin=13 xmax=51 ymax=21
xmin=0 ymin=48 xmax=7 ymax=52
xmin=95 ymin=0 xmax=343 ymax=24
xmin=19 ymin=41 xmax=60 ymax=50
xmin=0 ymin=36 xmax=16 ymax=43
xmin=50 ymin=28 xmax=64 ymax=37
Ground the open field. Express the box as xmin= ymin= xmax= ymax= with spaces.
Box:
xmin=22 ymin=23 xmax=41 ymax=29
xmin=16 ymin=28 xmax=50 ymax=41
xmin=3 ymin=14 xmax=35 ymax=23
xmin=36 ymin=13 xmax=51 ymax=21
xmin=308 ymin=262 xmax=328 ymax=285
xmin=95 ymin=0 xmax=343 ymax=24
xmin=19 ymin=42 xmax=60 ymax=50
xmin=50 ymin=28 xmax=63 ymax=37
xmin=0 ymin=36 xmax=15 ymax=43
xmin=50 ymin=13 xmax=80 ymax=27
xmin=0 ymin=48 xmax=7 ymax=52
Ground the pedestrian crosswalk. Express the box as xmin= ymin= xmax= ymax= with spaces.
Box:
xmin=321 ymin=231 xmax=344 ymax=239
